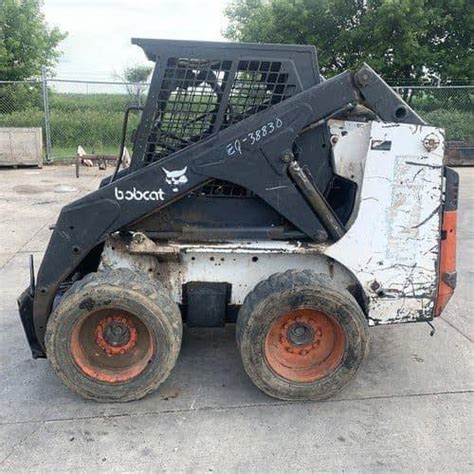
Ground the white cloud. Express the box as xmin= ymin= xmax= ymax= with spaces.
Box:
xmin=43 ymin=0 xmax=231 ymax=80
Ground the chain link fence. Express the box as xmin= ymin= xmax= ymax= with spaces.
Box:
xmin=46 ymin=79 xmax=146 ymax=160
xmin=392 ymin=85 xmax=473 ymax=145
xmin=0 ymin=76 xmax=147 ymax=161
xmin=0 ymin=74 xmax=472 ymax=162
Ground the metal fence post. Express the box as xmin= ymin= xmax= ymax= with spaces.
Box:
xmin=41 ymin=66 xmax=53 ymax=162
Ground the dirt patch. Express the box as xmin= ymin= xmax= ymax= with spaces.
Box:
xmin=13 ymin=185 xmax=49 ymax=194
xmin=13 ymin=184 xmax=78 ymax=194
xmin=160 ymin=387 xmax=181 ymax=400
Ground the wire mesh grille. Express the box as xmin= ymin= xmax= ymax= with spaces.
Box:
xmin=145 ymin=58 xmax=231 ymax=163
xmin=143 ymin=58 xmax=297 ymax=197
xmin=194 ymin=180 xmax=254 ymax=198
xmin=144 ymin=59 xmax=295 ymax=162
xmin=225 ymin=60 xmax=293 ymax=126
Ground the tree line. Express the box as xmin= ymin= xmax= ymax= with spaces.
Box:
xmin=225 ymin=0 xmax=473 ymax=83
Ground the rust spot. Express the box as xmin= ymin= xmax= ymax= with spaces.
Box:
xmin=95 ymin=315 xmax=138 ymax=356
xmin=264 ymin=308 xmax=345 ymax=382
xmin=70 ymin=308 xmax=155 ymax=384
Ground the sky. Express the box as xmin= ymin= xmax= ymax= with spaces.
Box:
xmin=43 ymin=0 xmax=231 ymax=81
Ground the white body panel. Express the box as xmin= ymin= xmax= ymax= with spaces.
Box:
xmin=102 ymin=120 xmax=445 ymax=325
xmin=327 ymin=120 xmax=444 ymax=323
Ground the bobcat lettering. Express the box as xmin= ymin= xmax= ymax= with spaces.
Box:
xmin=114 ymin=187 xmax=165 ymax=202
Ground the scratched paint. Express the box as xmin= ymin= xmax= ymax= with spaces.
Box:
xmin=326 ymin=121 xmax=444 ymax=323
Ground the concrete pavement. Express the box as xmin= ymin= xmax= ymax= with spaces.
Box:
xmin=0 ymin=165 xmax=472 ymax=472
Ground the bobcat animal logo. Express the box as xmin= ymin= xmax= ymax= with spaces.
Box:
xmin=162 ymin=166 xmax=188 ymax=192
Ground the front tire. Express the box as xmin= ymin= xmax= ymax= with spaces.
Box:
xmin=236 ymin=270 xmax=369 ymax=401
xmin=45 ymin=268 xmax=182 ymax=402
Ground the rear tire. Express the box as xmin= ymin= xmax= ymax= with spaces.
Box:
xmin=236 ymin=270 xmax=369 ymax=401
xmin=45 ymin=268 xmax=182 ymax=402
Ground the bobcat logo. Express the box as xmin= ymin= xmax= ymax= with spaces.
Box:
xmin=162 ymin=166 xmax=188 ymax=192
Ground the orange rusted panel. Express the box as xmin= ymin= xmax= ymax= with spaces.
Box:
xmin=434 ymin=211 xmax=457 ymax=316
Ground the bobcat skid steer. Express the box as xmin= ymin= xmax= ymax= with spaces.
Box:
xmin=18 ymin=39 xmax=458 ymax=402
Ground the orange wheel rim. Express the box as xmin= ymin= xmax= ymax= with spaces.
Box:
xmin=70 ymin=309 xmax=155 ymax=383
xmin=264 ymin=308 xmax=345 ymax=382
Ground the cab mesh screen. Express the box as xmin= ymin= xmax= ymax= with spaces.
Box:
xmin=144 ymin=58 xmax=296 ymax=196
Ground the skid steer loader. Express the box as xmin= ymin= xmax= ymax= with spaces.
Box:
xmin=17 ymin=39 xmax=458 ymax=402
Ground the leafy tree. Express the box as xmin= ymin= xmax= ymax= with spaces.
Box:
xmin=123 ymin=65 xmax=153 ymax=84
xmin=0 ymin=0 xmax=67 ymax=81
xmin=119 ymin=65 xmax=153 ymax=105
xmin=225 ymin=0 xmax=473 ymax=83
xmin=0 ymin=0 xmax=66 ymax=113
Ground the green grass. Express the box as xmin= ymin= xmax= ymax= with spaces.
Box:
xmin=49 ymin=93 xmax=133 ymax=114
xmin=0 ymin=96 xmax=139 ymax=161
xmin=421 ymin=109 xmax=474 ymax=142
xmin=409 ymin=89 xmax=473 ymax=114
